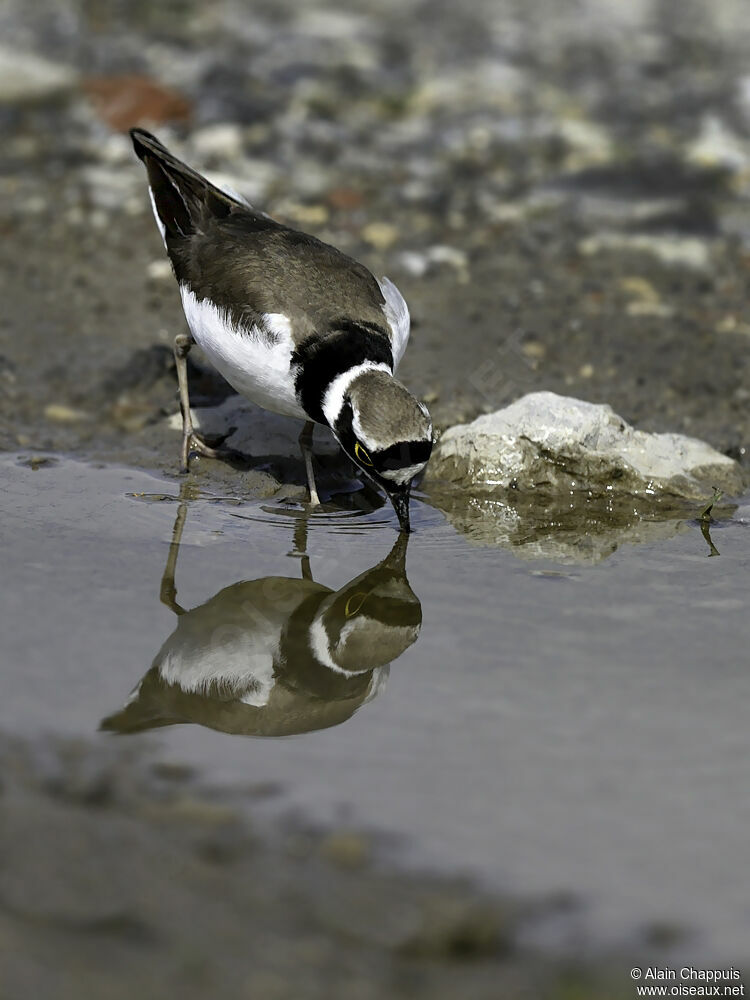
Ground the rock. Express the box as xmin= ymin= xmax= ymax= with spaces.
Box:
xmin=44 ymin=404 xmax=92 ymax=423
xmin=146 ymin=259 xmax=173 ymax=282
xmin=425 ymin=392 xmax=743 ymax=503
xmin=0 ymin=48 xmax=78 ymax=104
xmin=618 ymin=276 xmax=674 ymax=319
xmin=686 ymin=115 xmax=748 ymax=172
xmin=557 ymin=117 xmax=614 ymax=168
xmin=578 ymin=233 xmax=712 ymax=270
xmin=361 ymin=221 xmax=399 ymax=250
xmin=396 ymin=245 xmax=469 ymax=279
xmin=82 ymin=74 xmax=191 ymax=131
xmin=190 ymin=123 xmax=245 ymax=160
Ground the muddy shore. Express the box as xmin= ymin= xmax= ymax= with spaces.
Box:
xmin=1 ymin=736 xmax=643 ymax=1000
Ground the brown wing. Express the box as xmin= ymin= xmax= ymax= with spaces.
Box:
xmin=132 ymin=128 xmax=390 ymax=343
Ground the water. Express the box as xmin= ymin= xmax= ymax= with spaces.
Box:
xmin=2 ymin=453 xmax=749 ymax=960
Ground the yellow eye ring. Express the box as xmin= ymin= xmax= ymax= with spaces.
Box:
xmin=345 ymin=592 xmax=367 ymax=617
xmin=354 ymin=442 xmax=373 ymax=466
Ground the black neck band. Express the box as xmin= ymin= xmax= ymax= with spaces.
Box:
xmin=292 ymin=326 xmax=393 ymax=425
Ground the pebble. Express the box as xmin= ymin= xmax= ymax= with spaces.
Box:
xmin=579 ymin=233 xmax=711 ymax=271
xmin=146 ymin=259 xmax=174 ymax=282
xmin=44 ymin=404 xmax=92 ymax=423
xmin=82 ymin=74 xmax=191 ymax=131
xmin=686 ymin=115 xmax=748 ymax=172
xmin=191 ymin=123 xmax=245 ymax=160
xmin=0 ymin=48 xmax=78 ymax=104
xmin=275 ymin=201 xmax=329 ymax=226
xmin=361 ymin=221 xmax=399 ymax=250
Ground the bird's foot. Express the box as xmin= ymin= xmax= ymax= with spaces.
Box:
xmin=306 ymin=486 xmax=321 ymax=508
xmin=180 ymin=432 xmax=240 ymax=472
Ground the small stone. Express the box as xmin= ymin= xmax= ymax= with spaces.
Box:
xmin=82 ymin=74 xmax=191 ymax=131
xmin=361 ymin=222 xmax=399 ymax=250
xmin=619 ymin=276 xmax=660 ymax=303
xmin=276 ymin=201 xmax=329 ymax=226
xmin=327 ymin=187 xmax=365 ymax=210
xmin=396 ymin=251 xmax=429 ymax=277
xmin=191 ymin=123 xmax=245 ymax=160
xmin=427 ymin=244 xmax=468 ymax=272
xmin=686 ymin=115 xmax=748 ymax=172
xmin=320 ymin=831 xmax=369 ymax=869
xmin=18 ymin=455 xmax=57 ymax=470
xmin=578 ymin=363 xmax=594 ymax=378
xmin=716 ymin=314 xmax=750 ymax=337
xmin=146 ymin=259 xmax=173 ymax=282
xmin=626 ymin=300 xmax=675 ymax=318
xmin=0 ymin=48 xmax=78 ymax=104
xmin=558 ymin=117 xmax=614 ymax=167
xmin=579 ymin=233 xmax=711 ymax=271
xmin=522 ymin=341 xmax=546 ymax=361
xmin=110 ymin=397 xmax=155 ymax=433
xmin=44 ymin=404 xmax=92 ymax=423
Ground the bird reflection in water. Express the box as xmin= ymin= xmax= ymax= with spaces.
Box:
xmin=102 ymin=498 xmax=421 ymax=737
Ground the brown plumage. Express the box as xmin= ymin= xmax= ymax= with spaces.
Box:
xmin=131 ymin=127 xmax=391 ymax=346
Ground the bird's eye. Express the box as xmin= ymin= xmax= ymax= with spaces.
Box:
xmin=345 ymin=592 xmax=367 ymax=617
xmin=354 ymin=442 xmax=373 ymax=466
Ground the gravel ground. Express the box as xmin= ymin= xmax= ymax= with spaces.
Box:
xmin=1 ymin=0 xmax=749 ymax=995
xmin=1 ymin=0 xmax=749 ymax=477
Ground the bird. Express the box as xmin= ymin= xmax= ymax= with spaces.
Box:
xmin=101 ymin=498 xmax=421 ymax=738
xmin=130 ymin=128 xmax=433 ymax=531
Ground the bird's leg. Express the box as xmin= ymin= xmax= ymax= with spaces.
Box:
xmin=174 ymin=332 xmax=236 ymax=472
xmin=159 ymin=486 xmax=190 ymax=615
xmin=298 ymin=420 xmax=320 ymax=507
xmin=292 ymin=512 xmax=313 ymax=581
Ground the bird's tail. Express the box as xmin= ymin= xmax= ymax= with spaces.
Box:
xmin=130 ymin=127 xmax=239 ymax=239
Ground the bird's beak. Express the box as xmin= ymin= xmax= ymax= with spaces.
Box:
xmin=388 ymin=486 xmax=411 ymax=533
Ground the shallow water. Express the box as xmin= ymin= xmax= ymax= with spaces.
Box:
xmin=2 ymin=453 xmax=749 ymax=960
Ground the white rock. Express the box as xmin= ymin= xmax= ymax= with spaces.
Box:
xmin=558 ymin=118 xmax=614 ymax=164
xmin=686 ymin=115 xmax=748 ymax=172
xmin=395 ymin=245 xmax=468 ymax=279
xmin=0 ymin=48 xmax=78 ymax=104
xmin=578 ymin=232 xmax=712 ymax=271
xmin=425 ymin=391 xmax=743 ymax=501
xmin=146 ymin=259 xmax=173 ymax=282
xmin=191 ymin=123 xmax=245 ymax=160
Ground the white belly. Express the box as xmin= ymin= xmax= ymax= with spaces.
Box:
xmin=179 ymin=284 xmax=307 ymax=420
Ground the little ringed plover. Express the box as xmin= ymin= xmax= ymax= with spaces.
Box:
xmin=131 ymin=128 xmax=433 ymax=531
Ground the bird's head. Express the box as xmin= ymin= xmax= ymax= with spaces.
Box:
xmin=308 ymin=530 xmax=421 ymax=674
xmin=324 ymin=367 xmax=433 ymax=531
